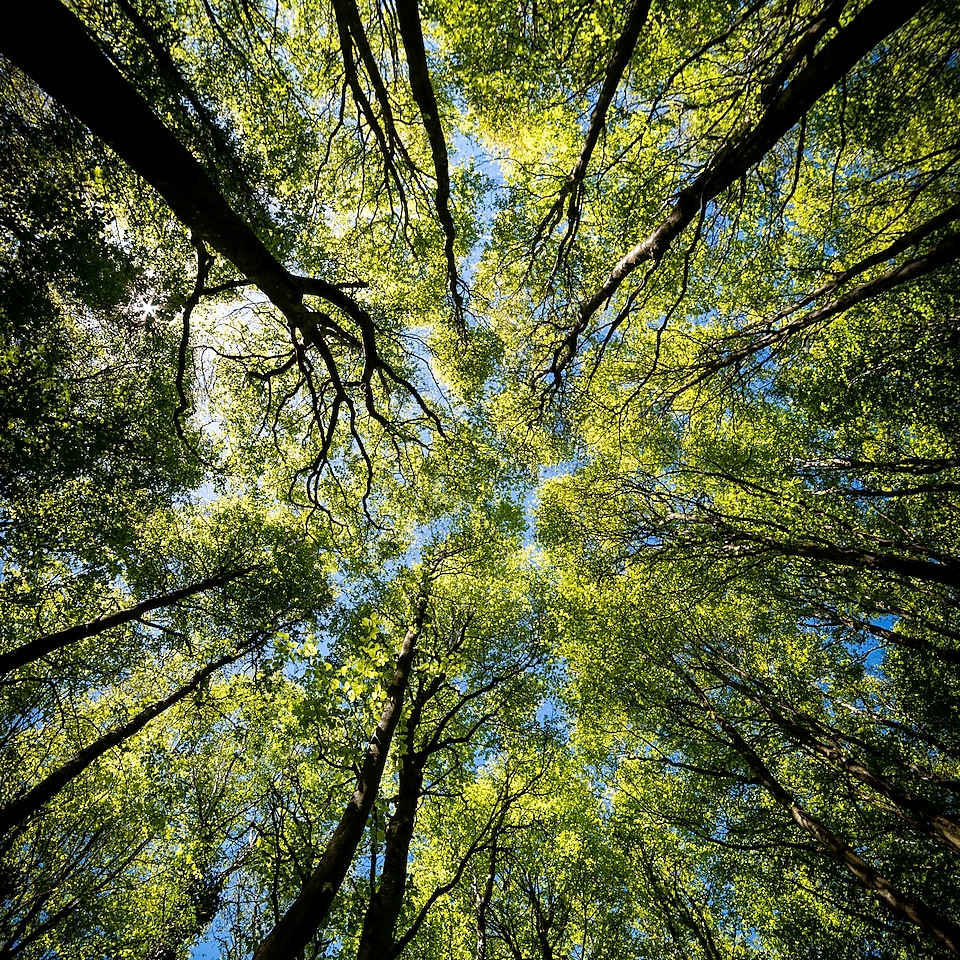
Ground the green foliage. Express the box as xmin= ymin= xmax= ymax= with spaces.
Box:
xmin=2 ymin=0 xmax=960 ymax=958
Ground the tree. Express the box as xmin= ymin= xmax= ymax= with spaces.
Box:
xmin=2 ymin=0 xmax=959 ymax=957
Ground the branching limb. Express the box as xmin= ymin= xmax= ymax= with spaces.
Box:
xmin=682 ymin=671 xmax=960 ymax=955
xmin=393 ymin=0 xmax=465 ymax=329
xmin=533 ymin=0 xmax=653 ymax=257
xmin=0 ymin=566 xmax=255 ymax=678
xmin=174 ymin=234 xmax=213 ymax=442
xmin=674 ymin=226 xmax=960 ymax=396
xmin=545 ymin=0 xmax=928 ymax=389
xmin=251 ymin=580 xmax=433 ymax=960
xmin=0 ymin=642 xmax=257 ymax=838
xmin=332 ymin=0 xmax=420 ymax=177
xmin=332 ymin=0 xmax=413 ymax=226
xmin=1 ymin=0 xmax=442 ymax=493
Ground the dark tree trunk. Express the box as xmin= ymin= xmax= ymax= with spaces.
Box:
xmin=553 ymin=0 xmax=929 ymax=378
xmin=0 ymin=0 xmax=361 ymax=325
xmin=354 ymin=754 xmax=427 ymax=960
xmin=704 ymin=660 xmax=960 ymax=856
xmin=759 ymin=539 xmax=960 ymax=588
xmin=689 ymin=677 xmax=960 ymax=955
xmin=473 ymin=840 xmax=500 ymax=960
xmin=0 ymin=645 xmax=251 ymax=837
xmin=251 ymin=584 xmax=430 ymax=960
xmin=354 ymin=669 xmax=447 ymax=960
xmin=0 ymin=567 xmax=254 ymax=677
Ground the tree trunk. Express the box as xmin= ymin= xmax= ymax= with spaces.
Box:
xmin=354 ymin=754 xmax=427 ymax=960
xmin=393 ymin=0 xmax=463 ymax=324
xmin=354 ymin=668 xmax=448 ymax=960
xmin=0 ymin=645 xmax=251 ymax=837
xmin=710 ymin=663 xmax=960 ymax=857
xmin=0 ymin=567 xmax=253 ymax=677
xmin=0 ymin=0 xmax=360 ymax=325
xmin=692 ymin=679 xmax=960 ymax=955
xmin=759 ymin=538 xmax=960 ymax=588
xmin=473 ymin=845 xmax=498 ymax=960
xmin=557 ymin=0 xmax=928 ymax=375
xmin=251 ymin=583 xmax=430 ymax=960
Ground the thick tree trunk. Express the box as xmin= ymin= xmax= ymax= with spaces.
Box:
xmin=0 ymin=0 xmax=360 ymax=325
xmin=251 ymin=585 xmax=430 ymax=960
xmin=354 ymin=669 xmax=447 ymax=960
xmin=762 ymin=539 xmax=960 ymax=588
xmin=707 ymin=662 xmax=960 ymax=856
xmin=708 ymin=522 xmax=960 ymax=588
xmin=0 ymin=646 xmax=250 ymax=837
xmin=0 ymin=567 xmax=253 ymax=677
xmin=354 ymin=755 xmax=427 ymax=960
xmin=554 ymin=0 xmax=929 ymax=377
xmin=390 ymin=782 xmax=516 ymax=960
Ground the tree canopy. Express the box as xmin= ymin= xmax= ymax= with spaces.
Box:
xmin=2 ymin=0 xmax=959 ymax=957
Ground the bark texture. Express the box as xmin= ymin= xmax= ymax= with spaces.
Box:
xmin=0 ymin=0 xmax=360 ymax=325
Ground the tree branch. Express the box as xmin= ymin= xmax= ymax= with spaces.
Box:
xmin=251 ymin=578 xmax=432 ymax=960
xmin=393 ymin=0 xmax=465 ymax=328
xmin=0 ymin=566 xmax=256 ymax=677
xmin=545 ymin=0 xmax=929 ymax=388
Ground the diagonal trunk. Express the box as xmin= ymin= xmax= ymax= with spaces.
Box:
xmin=354 ymin=752 xmax=427 ymax=960
xmin=0 ymin=645 xmax=252 ymax=837
xmin=707 ymin=661 xmax=960 ymax=857
xmin=0 ymin=567 xmax=254 ymax=677
xmin=0 ymin=0 xmax=366 ymax=328
xmin=354 ymin=669 xmax=446 ymax=960
xmin=552 ymin=0 xmax=929 ymax=380
xmin=686 ymin=674 xmax=960 ymax=955
xmin=743 ymin=535 xmax=960 ymax=588
xmin=537 ymin=0 xmax=653 ymax=250
xmin=251 ymin=583 xmax=430 ymax=960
